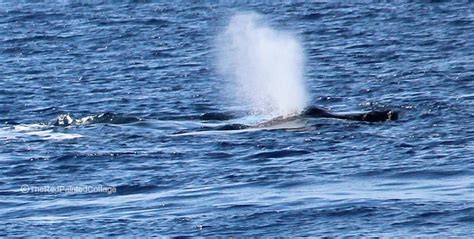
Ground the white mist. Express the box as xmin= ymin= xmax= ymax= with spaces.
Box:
xmin=216 ymin=12 xmax=308 ymax=119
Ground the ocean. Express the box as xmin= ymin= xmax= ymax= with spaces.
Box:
xmin=1 ymin=1 xmax=473 ymax=237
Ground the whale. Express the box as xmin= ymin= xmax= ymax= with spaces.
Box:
xmin=52 ymin=107 xmax=399 ymax=135
xmin=197 ymin=107 xmax=399 ymax=132
xmin=303 ymin=106 xmax=398 ymax=122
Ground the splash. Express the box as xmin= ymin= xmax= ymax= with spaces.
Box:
xmin=53 ymin=113 xmax=141 ymax=126
xmin=216 ymin=12 xmax=308 ymax=119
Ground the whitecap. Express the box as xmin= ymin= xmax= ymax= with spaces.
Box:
xmin=6 ymin=124 xmax=84 ymax=141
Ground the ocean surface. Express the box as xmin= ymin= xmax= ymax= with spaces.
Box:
xmin=1 ymin=1 xmax=474 ymax=237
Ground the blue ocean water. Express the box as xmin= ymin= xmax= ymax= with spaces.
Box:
xmin=1 ymin=1 xmax=474 ymax=237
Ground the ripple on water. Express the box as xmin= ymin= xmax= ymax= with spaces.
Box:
xmin=1 ymin=1 xmax=474 ymax=237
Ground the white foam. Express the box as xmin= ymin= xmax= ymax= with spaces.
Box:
xmin=13 ymin=123 xmax=50 ymax=132
xmin=4 ymin=124 xmax=84 ymax=141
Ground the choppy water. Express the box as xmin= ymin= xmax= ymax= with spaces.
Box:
xmin=1 ymin=1 xmax=474 ymax=237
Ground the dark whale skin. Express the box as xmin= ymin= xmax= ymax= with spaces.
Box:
xmin=304 ymin=107 xmax=399 ymax=122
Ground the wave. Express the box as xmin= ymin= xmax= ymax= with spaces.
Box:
xmin=0 ymin=124 xmax=83 ymax=141
xmin=249 ymin=149 xmax=311 ymax=159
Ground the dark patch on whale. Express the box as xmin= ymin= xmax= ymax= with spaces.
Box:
xmin=303 ymin=106 xmax=399 ymax=122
